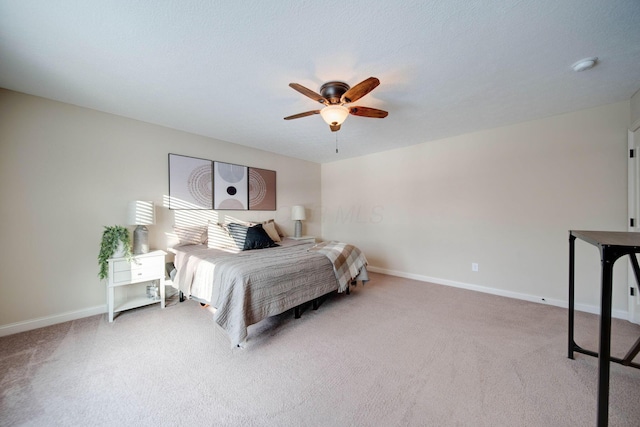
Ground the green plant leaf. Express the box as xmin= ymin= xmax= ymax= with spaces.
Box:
xmin=98 ymin=225 xmax=132 ymax=280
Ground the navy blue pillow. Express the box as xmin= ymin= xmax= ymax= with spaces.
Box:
xmin=243 ymin=224 xmax=278 ymax=250
xmin=227 ymin=223 xmax=278 ymax=251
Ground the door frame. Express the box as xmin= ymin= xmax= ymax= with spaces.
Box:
xmin=629 ymin=119 xmax=640 ymax=324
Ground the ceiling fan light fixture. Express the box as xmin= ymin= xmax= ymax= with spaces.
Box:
xmin=320 ymin=105 xmax=349 ymax=127
xmin=285 ymin=78 xmax=387 ymax=133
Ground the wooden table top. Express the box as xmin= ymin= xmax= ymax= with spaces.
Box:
xmin=571 ymin=230 xmax=640 ymax=248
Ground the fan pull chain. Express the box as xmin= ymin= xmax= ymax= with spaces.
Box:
xmin=335 ymin=133 xmax=339 ymax=154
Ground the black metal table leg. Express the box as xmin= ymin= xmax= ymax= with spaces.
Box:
xmin=568 ymin=233 xmax=576 ymax=359
xmin=596 ymin=253 xmax=614 ymax=427
xmin=622 ymin=336 xmax=640 ymax=365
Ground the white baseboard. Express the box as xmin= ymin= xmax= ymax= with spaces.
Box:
xmin=0 ymin=305 xmax=107 ymax=337
xmin=1 ymin=269 xmax=631 ymax=337
xmin=367 ymin=266 xmax=630 ymax=320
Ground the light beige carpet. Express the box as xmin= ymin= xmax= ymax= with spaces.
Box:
xmin=1 ymin=272 xmax=639 ymax=426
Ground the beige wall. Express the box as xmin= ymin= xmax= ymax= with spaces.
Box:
xmin=0 ymin=89 xmax=321 ymax=331
xmin=321 ymin=101 xmax=631 ymax=315
xmin=0 ymin=88 xmax=632 ymax=333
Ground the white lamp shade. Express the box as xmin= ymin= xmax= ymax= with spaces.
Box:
xmin=128 ymin=201 xmax=155 ymax=225
xmin=320 ymin=105 xmax=349 ymax=126
xmin=291 ymin=205 xmax=306 ymax=221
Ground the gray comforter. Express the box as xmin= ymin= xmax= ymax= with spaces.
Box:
xmin=172 ymin=240 xmax=347 ymax=346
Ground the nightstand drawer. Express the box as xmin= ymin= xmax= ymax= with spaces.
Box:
xmin=112 ymin=267 xmax=160 ymax=284
xmin=113 ymin=256 xmax=162 ymax=273
xmin=111 ymin=256 xmax=163 ymax=285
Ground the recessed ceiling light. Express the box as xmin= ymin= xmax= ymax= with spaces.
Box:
xmin=572 ymin=57 xmax=598 ymax=72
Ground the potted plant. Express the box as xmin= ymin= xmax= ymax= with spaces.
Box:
xmin=98 ymin=225 xmax=133 ymax=280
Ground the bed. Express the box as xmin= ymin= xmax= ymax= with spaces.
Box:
xmin=169 ymin=227 xmax=368 ymax=346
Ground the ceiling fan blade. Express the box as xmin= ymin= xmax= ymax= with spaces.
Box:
xmin=341 ymin=77 xmax=380 ymax=103
xmin=283 ymin=110 xmax=320 ymax=120
xmin=349 ymin=106 xmax=388 ymax=118
xmin=289 ymin=83 xmax=328 ymax=105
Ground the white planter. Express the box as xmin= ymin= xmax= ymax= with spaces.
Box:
xmin=112 ymin=241 xmax=126 ymax=258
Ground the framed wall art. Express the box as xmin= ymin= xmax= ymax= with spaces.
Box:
xmin=168 ymin=153 xmax=213 ymax=210
xmin=249 ymin=167 xmax=276 ymax=210
xmin=214 ymin=161 xmax=248 ymax=210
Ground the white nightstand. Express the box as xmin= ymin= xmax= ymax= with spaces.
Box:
xmin=289 ymin=236 xmax=316 ymax=244
xmin=107 ymin=250 xmax=166 ymax=322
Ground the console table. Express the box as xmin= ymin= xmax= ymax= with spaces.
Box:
xmin=568 ymin=230 xmax=640 ymax=427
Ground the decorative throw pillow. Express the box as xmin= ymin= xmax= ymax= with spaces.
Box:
xmin=207 ymin=221 xmax=237 ymax=250
xmin=174 ymin=225 xmax=207 ymax=245
xmin=243 ymin=224 xmax=278 ymax=250
xmin=262 ymin=220 xmax=281 ymax=242
xmin=223 ymin=218 xmax=257 ymax=227
xmin=264 ymin=219 xmax=284 ymax=237
xmin=226 ymin=223 xmax=250 ymax=250
xmin=225 ymin=223 xmax=278 ymax=251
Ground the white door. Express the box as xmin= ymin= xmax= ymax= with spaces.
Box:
xmin=629 ymin=126 xmax=640 ymax=324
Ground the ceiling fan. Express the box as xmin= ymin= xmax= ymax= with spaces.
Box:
xmin=284 ymin=77 xmax=388 ymax=132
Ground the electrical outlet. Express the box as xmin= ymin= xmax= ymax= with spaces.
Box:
xmin=472 ymin=263 xmax=479 ymax=272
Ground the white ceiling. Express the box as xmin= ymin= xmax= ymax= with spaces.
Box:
xmin=1 ymin=0 xmax=639 ymax=164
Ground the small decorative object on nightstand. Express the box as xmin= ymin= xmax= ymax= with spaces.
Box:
xmin=107 ymin=250 xmax=166 ymax=322
xmin=128 ymin=201 xmax=155 ymax=254
xmin=291 ymin=205 xmax=306 ymax=238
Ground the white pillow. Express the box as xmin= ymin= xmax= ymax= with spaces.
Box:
xmin=207 ymin=221 xmax=238 ymax=250
xmin=174 ymin=225 xmax=207 ymax=245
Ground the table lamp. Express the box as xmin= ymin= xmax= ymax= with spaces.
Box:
xmin=128 ymin=201 xmax=155 ymax=254
xmin=291 ymin=205 xmax=306 ymax=238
